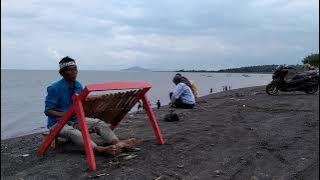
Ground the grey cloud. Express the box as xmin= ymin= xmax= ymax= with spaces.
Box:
xmin=1 ymin=0 xmax=319 ymax=70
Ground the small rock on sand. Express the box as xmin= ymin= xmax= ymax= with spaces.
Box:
xmin=177 ymin=165 xmax=184 ymax=168
xmin=20 ymin=154 xmax=30 ymax=157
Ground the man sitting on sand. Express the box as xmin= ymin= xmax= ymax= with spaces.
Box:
xmin=169 ymin=75 xmax=196 ymax=109
xmin=44 ymin=56 xmax=136 ymax=155
xmin=175 ymin=73 xmax=199 ymax=101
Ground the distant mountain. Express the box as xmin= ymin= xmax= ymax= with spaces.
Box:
xmin=121 ymin=66 xmax=150 ymax=72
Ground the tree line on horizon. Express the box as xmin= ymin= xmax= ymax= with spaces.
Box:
xmin=302 ymin=53 xmax=319 ymax=67
xmin=177 ymin=53 xmax=319 ymax=73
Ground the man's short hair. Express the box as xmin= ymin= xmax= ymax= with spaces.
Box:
xmin=172 ymin=75 xmax=182 ymax=84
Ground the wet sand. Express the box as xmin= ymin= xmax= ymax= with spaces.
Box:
xmin=1 ymin=86 xmax=319 ymax=180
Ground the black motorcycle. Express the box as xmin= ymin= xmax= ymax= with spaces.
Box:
xmin=266 ymin=65 xmax=319 ymax=95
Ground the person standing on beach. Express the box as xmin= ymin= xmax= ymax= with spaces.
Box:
xmin=223 ymin=86 xmax=227 ymax=91
xmin=44 ymin=56 xmax=136 ymax=155
xmin=137 ymin=101 xmax=142 ymax=111
xmin=156 ymin=100 xmax=161 ymax=109
xmin=169 ymin=75 xmax=195 ymax=109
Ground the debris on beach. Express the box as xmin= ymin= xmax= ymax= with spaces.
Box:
xmin=214 ymin=170 xmax=222 ymax=176
xmin=164 ymin=112 xmax=180 ymax=122
xmin=122 ymin=120 xmax=133 ymax=123
xmin=197 ymin=99 xmax=208 ymax=103
xmin=122 ymin=154 xmax=138 ymax=161
xmin=250 ymin=176 xmax=259 ymax=180
xmin=123 ymin=147 xmax=141 ymax=152
xmin=88 ymin=172 xmax=108 ymax=179
xmin=116 ymin=153 xmax=138 ymax=161
xmin=177 ymin=164 xmax=184 ymax=168
xmin=252 ymin=92 xmax=261 ymax=95
xmin=154 ymin=176 xmax=162 ymax=180
xmin=230 ymin=97 xmax=246 ymax=101
xmin=20 ymin=154 xmax=30 ymax=157
xmin=108 ymin=161 xmax=120 ymax=166
xmin=116 ymin=153 xmax=130 ymax=158
xmin=234 ymin=93 xmax=245 ymax=97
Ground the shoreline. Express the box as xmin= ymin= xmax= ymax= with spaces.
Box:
xmin=1 ymin=85 xmax=260 ymax=141
xmin=2 ymin=86 xmax=319 ymax=179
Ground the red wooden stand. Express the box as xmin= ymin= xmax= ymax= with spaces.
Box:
xmin=37 ymin=82 xmax=165 ymax=171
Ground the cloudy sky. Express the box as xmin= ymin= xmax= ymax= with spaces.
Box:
xmin=1 ymin=0 xmax=319 ymax=71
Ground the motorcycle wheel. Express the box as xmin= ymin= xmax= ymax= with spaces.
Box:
xmin=266 ymin=83 xmax=279 ymax=95
xmin=305 ymin=83 xmax=319 ymax=94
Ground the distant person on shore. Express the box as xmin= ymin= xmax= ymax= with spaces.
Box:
xmin=44 ymin=56 xmax=136 ymax=155
xmin=169 ymin=75 xmax=195 ymax=109
xmin=210 ymin=88 xmax=213 ymax=93
xmin=175 ymin=73 xmax=200 ymax=102
xmin=137 ymin=101 xmax=142 ymax=111
xmin=223 ymin=86 xmax=228 ymax=91
xmin=157 ymin=100 xmax=161 ymax=109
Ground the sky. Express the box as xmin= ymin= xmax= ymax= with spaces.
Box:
xmin=1 ymin=0 xmax=319 ymax=71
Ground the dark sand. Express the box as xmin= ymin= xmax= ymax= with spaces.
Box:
xmin=1 ymin=86 xmax=319 ymax=180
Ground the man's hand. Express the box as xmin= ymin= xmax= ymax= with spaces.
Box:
xmin=45 ymin=110 xmax=65 ymax=117
xmin=45 ymin=110 xmax=77 ymax=118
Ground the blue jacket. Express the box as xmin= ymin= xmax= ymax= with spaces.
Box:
xmin=171 ymin=82 xmax=195 ymax=105
xmin=44 ymin=78 xmax=83 ymax=128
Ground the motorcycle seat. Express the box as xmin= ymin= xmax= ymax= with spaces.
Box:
xmin=292 ymin=74 xmax=307 ymax=80
xmin=286 ymin=76 xmax=309 ymax=83
xmin=291 ymin=70 xmax=317 ymax=80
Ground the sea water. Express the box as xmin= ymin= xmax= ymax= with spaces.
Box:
xmin=1 ymin=70 xmax=271 ymax=139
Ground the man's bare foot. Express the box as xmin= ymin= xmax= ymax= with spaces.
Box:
xmin=94 ymin=145 xmax=121 ymax=155
xmin=115 ymin=138 xmax=137 ymax=149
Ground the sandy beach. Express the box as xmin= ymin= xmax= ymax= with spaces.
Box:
xmin=1 ymin=86 xmax=319 ymax=180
